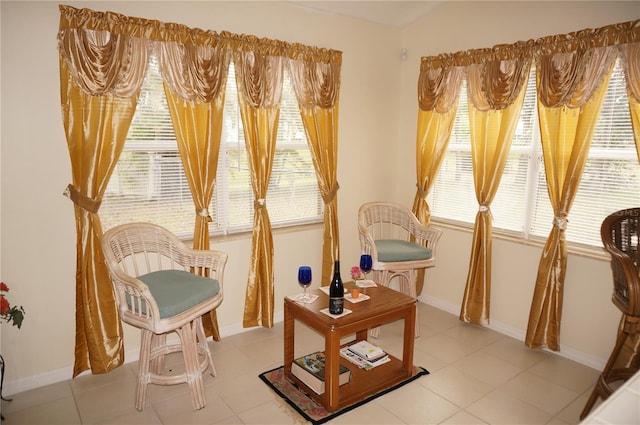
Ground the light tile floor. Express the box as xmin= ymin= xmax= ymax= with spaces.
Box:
xmin=1 ymin=303 xmax=603 ymax=424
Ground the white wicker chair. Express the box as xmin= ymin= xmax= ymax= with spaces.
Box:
xmin=101 ymin=222 xmax=227 ymax=411
xmin=358 ymin=202 xmax=442 ymax=338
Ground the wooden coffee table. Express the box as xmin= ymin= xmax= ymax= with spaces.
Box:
xmin=283 ymin=283 xmax=416 ymax=412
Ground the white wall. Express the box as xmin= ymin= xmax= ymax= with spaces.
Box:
xmin=0 ymin=0 xmax=637 ymax=395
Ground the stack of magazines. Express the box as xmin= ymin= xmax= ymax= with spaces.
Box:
xmin=340 ymin=340 xmax=390 ymax=370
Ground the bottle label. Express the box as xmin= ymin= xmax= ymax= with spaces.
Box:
xmin=329 ymin=297 xmax=344 ymax=314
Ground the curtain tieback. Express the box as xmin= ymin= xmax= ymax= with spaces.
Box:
xmin=254 ymin=198 xmax=266 ymax=209
xmin=196 ymin=208 xmax=212 ymax=222
xmin=553 ymin=216 xmax=568 ymax=230
xmin=416 ymin=186 xmax=429 ymax=200
xmin=322 ymin=182 xmax=340 ymax=204
xmin=63 ymin=184 xmax=101 ymax=213
xmin=479 ymin=205 xmax=489 ymax=212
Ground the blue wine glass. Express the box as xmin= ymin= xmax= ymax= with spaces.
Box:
xmin=360 ymin=254 xmax=373 ymax=281
xmin=298 ymin=266 xmax=312 ymax=301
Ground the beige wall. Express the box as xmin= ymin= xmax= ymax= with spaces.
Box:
xmin=0 ymin=0 xmax=637 ymax=395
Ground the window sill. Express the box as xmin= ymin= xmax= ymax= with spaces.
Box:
xmin=430 ymin=218 xmax=609 ymax=262
xmin=181 ymin=221 xmax=324 ymax=246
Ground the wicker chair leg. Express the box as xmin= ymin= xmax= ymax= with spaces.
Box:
xmin=580 ymin=327 xmax=629 ymax=420
xmin=370 ymin=270 xmax=421 ymax=338
xmin=150 ymin=334 xmax=166 ymax=375
xmin=135 ymin=330 xmax=154 ymax=411
xmin=399 ymin=270 xmax=420 ymax=338
xmin=369 ymin=326 xmax=381 ymax=338
xmin=369 ymin=271 xmax=391 ymax=339
xmin=194 ymin=316 xmax=216 ymax=377
xmin=179 ymin=321 xmax=207 ymax=410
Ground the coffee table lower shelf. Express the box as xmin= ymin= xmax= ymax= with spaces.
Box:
xmin=286 ymin=350 xmax=412 ymax=410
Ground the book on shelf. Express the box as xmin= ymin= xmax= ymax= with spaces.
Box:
xmin=340 ymin=346 xmax=390 ymax=370
xmin=347 ymin=340 xmax=386 ymax=361
xmin=291 ymin=351 xmax=351 ymax=395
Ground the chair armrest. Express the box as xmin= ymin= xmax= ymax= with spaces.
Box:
xmin=174 ymin=246 xmax=228 ymax=282
xmin=409 ymin=224 xmax=443 ymax=252
xmin=605 ymin=245 xmax=640 ymax=317
xmin=108 ymin=268 xmax=161 ymax=322
xmin=358 ymin=223 xmax=378 ymax=259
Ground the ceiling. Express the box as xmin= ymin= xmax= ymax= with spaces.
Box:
xmin=288 ymin=1 xmax=443 ymax=28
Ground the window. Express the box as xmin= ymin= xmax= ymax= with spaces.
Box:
xmin=101 ymin=56 xmax=323 ymax=237
xmin=429 ymin=59 xmax=640 ymax=249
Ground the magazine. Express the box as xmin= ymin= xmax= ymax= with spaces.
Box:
xmin=340 ymin=346 xmax=390 ymax=370
xmin=348 ymin=340 xmax=386 ymax=360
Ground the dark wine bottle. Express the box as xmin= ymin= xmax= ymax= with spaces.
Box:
xmin=329 ymin=260 xmax=344 ymax=314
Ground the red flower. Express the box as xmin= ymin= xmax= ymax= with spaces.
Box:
xmin=0 ymin=282 xmax=25 ymax=328
xmin=0 ymin=296 xmax=9 ymax=315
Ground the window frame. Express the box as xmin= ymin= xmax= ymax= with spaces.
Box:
xmin=100 ymin=56 xmax=324 ymax=240
xmin=427 ymin=58 xmax=640 ymax=255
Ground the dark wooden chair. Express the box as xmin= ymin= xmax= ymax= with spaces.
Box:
xmin=580 ymin=207 xmax=640 ymax=419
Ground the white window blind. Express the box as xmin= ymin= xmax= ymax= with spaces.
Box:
xmin=101 ymin=56 xmax=323 ymax=237
xmin=429 ymin=59 xmax=640 ymax=250
xmin=552 ymin=60 xmax=639 ymax=247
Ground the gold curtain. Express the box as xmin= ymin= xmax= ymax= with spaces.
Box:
xmin=413 ymin=62 xmax=464 ymax=294
xmin=59 ymin=5 xmax=343 ymax=371
xmin=459 ymin=56 xmax=531 ymax=325
xmin=234 ymin=50 xmax=284 ymax=327
xmin=288 ymin=58 xmax=342 ymax=284
xmin=58 ymin=24 xmax=149 ymax=376
xmin=620 ymin=42 xmax=640 ymax=161
xmin=525 ymin=46 xmax=617 ymax=350
xmin=161 ymin=41 xmax=231 ymax=340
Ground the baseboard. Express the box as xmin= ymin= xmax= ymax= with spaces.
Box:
xmin=419 ymin=294 xmax=607 ymax=371
xmin=4 ymin=312 xmax=285 ymax=397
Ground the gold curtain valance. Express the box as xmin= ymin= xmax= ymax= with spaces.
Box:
xmin=467 ymin=57 xmax=532 ymax=111
xmin=420 ymin=40 xmax=536 ymax=71
xmin=535 ymin=20 xmax=640 ymax=56
xmin=417 ymin=66 xmax=464 ymax=113
xmin=159 ymin=42 xmax=231 ymax=103
xmin=234 ymin=51 xmax=284 ymax=108
xmin=58 ymin=28 xmax=149 ymax=97
xmin=621 ymin=42 xmax=640 ymax=102
xmin=419 ymin=42 xmax=534 ymax=111
xmin=288 ymin=59 xmax=341 ymax=108
xmin=537 ymin=46 xmax=618 ymax=108
xmin=420 ymin=20 xmax=639 ymax=71
xmin=59 ymin=5 xmax=342 ymax=65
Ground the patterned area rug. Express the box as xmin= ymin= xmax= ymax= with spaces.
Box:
xmin=259 ymin=365 xmax=429 ymax=425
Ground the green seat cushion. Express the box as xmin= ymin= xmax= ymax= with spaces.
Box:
xmin=375 ymin=239 xmax=432 ymax=263
xmin=129 ymin=270 xmax=220 ymax=319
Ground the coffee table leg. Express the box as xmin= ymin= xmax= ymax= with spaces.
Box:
xmin=324 ymin=327 xmax=341 ymax=412
xmin=284 ymin=302 xmax=294 ymax=377
xmin=402 ymin=302 xmax=416 ymax=377
xmin=355 ymin=329 xmax=368 ymax=342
